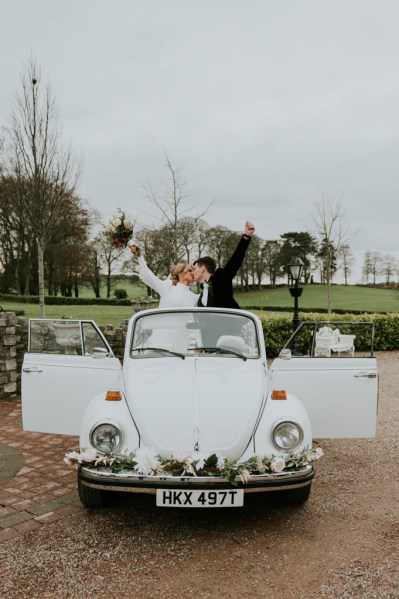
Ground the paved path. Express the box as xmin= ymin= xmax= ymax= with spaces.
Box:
xmin=0 ymin=398 xmax=81 ymax=543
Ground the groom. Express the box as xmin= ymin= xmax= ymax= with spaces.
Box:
xmin=192 ymin=220 xmax=255 ymax=308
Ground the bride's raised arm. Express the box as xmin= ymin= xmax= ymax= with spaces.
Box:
xmin=129 ymin=244 xmax=170 ymax=297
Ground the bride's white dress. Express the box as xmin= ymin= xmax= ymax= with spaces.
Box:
xmin=138 ymin=255 xmax=199 ymax=308
xmin=137 ymin=256 xmax=199 ymax=351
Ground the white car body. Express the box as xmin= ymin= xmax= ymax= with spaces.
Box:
xmin=22 ymin=308 xmax=378 ymax=508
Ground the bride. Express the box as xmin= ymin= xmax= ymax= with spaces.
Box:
xmin=129 ymin=244 xmax=199 ymax=308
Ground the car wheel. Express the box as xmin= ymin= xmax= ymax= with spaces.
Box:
xmin=280 ymin=483 xmax=311 ymax=504
xmin=78 ymin=475 xmax=110 ymax=508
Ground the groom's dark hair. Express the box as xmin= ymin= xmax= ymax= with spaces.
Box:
xmin=193 ymin=256 xmax=217 ymax=274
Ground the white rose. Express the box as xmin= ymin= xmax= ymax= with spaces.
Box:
xmin=270 ymin=457 xmax=286 ymax=473
xmin=63 ymin=451 xmax=82 ymax=465
xmin=191 ymin=452 xmax=207 ymax=470
xmin=216 ymin=456 xmax=226 ymax=470
xmin=80 ymin=448 xmax=98 ymax=463
xmin=133 ymin=447 xmax=160 ymax=475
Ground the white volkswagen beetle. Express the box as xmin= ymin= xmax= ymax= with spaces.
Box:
xmin=22 ymin=308 xmax=378 ymax=509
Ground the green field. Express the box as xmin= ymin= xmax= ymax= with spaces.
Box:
xmin=104 ymin=280 xmax=399 ymax=313
xmin=1 ymin=284 xmax=398 ymax=328
xmin=236 ymin=284 xmax=399 ymax=312
xmin=76 ymin=279 xmax=146 ymax=300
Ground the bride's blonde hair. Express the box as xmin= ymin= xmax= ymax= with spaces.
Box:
xmin=170 ymin=263 xmax=191 ymax=285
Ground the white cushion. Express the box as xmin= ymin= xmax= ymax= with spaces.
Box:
xmin=216 ymin=335 xmax=246 ymax=354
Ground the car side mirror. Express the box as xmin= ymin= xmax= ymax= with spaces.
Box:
xmin=91 ymin=347 xmax=109 ymax=359
xmin=279 ymin=348 xmax=292 ymax=360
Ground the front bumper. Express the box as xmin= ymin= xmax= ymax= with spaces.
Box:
xmin=79 ymin=464 xmax=315 ymax=494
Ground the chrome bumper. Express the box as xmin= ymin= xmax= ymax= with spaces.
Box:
xmin=79 ymin=464 xmax=315 ymax=494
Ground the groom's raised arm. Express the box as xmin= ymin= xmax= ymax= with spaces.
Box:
xmin=222 ymin=221 xmax=255 ymax=280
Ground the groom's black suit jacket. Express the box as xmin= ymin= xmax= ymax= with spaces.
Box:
xmin=198 ymin=235 xmax=251 ymax=308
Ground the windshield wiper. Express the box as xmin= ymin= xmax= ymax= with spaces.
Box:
xmin=197 ymin=347 xmax=247 ymax=361
xmin=131 ymin=347 xmax=185 ymax=359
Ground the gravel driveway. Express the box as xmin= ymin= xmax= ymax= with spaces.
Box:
xmin=0 ymin=351 xmax=398 ymax=598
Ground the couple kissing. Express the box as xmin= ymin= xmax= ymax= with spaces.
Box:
xmin=129 ymin=220 xmax=255 ymax=309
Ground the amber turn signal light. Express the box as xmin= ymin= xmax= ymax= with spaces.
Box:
xmin=105 ymin=390 xmax=122 ymax=401
xmin=271 ymin=389 xmax=287 ymax=400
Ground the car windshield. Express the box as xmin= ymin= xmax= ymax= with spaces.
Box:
xmin=130 ymin=311 xmax=260 ymax=359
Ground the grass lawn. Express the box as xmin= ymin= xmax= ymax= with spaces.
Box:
xmin=77 ymin=279 xmax=147 ymax=300
xmin=0 ymin=302 xmax=136 ymax=328
xmin=2 ymin=284 xmax=398 ymax=328
xmin=237 ymin=284 xmax=399 ymax=313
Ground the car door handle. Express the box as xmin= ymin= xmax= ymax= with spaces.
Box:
xmin=354 ymin=371 xmax=377 ymax=378
xmin=23 ymin=367 xmax=43 ymax=373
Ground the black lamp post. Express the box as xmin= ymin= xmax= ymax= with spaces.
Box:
xmin=288 ymin=257 xmax=303 ymax=332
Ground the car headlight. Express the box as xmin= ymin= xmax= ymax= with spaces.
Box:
xmin=272 ymin=420 xmax=304 ymax=451
xmin=90 ymin=423 xmax=122 ymax=452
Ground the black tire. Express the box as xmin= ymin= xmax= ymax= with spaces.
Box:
xmin=280 ymin=483 xmax=312 ymax=504
xmin=78 ymin=474 xmax=110 ymax=508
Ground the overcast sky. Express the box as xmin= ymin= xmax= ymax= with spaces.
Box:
xmin=1 ymin=0 xmax=398 ymax=282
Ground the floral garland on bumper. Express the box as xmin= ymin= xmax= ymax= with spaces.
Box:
xmin=64 ymin=446 xmax=323 ymax=486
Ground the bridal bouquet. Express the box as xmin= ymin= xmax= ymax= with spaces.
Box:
xmin=105 ymin=210 xmax=134 ymax=247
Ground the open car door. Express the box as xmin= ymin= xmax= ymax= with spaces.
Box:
xmin=22 ymin=319 xmax=122 ymax=436
xmin=269 ymin=321 xmax=378 ymax=438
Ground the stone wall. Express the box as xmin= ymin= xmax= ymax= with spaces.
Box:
xmin=15 ymin=317 xmax=29 ymax=395
xmin=0 ymin=312 xmax=18 ymax=396
xmin=0 ymin=313 xmax=129 ymax=399
xmin=100 ymin=322 xmax=128 ymax=361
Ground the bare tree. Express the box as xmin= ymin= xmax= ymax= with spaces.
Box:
xmin=94 ymin=232 xmax=126 ymax=298
xmin=369 ymin=251 xmax=383 ymax=285
xmin=5 ymin=58 xmax=80 ymax=316
xmin=310 ymin=195 xmax=352 ymax=313
xmin=205 ymin=226 xmax=238 ymax=268
xmin=178 ymin=217 xmax=208 ymax=263
xmin=382 ymin=254 xmax=397 ymax=285
xmin=337 ymin=243 xmax=354 ymax=285
xmin=263 ymin=240 xmax=282 ymax=287
xmin=47 ymin=203 xmax=91 ymax=296
xmin=362 ymin=250 xmax=373 ymax=284
xmin=0 ymin=175 xmax=24 ymax=292
xmin=191 ymin=219 xmax=209 ymax=261
xmin=242 ymin=235 xmax=266 ymax=289
xmin=83 ymin=244 xmax=102 ymax=298
xmin=317 ymin=238 xmax=338 ymax=284
xmin=143 ymin=154 xmax=210 ymax=263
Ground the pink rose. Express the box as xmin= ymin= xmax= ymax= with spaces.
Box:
xmin=270 ymin=457 xmax=286 ymax=473
xmin=172 ymin=451 xmax=190 ymax=463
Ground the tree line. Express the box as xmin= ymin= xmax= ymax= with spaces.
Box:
xmin=0 ymin=182 xmax=354 ymax=300
xmin=362 ymin=251 xmax=399 ymax=285
xmin=1 ymin=57 xmax=362 ymax=316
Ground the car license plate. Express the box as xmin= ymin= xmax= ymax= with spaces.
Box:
xmin=156 ymin=489 xmax=244 ymax=508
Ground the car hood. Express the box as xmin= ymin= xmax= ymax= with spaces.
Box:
xmin=124 ymin=358 xmax=266 ymax=460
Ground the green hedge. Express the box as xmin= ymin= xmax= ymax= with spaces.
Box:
xmin=2 ymin=295 xmax=399 ymax=355
xmin=257 ymin=311 xmax=399 ymax=356
xmin=0 ymin=293 xmax=133 ymax=306
xmin=245 ymin=305 xmax=380 ymax=315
